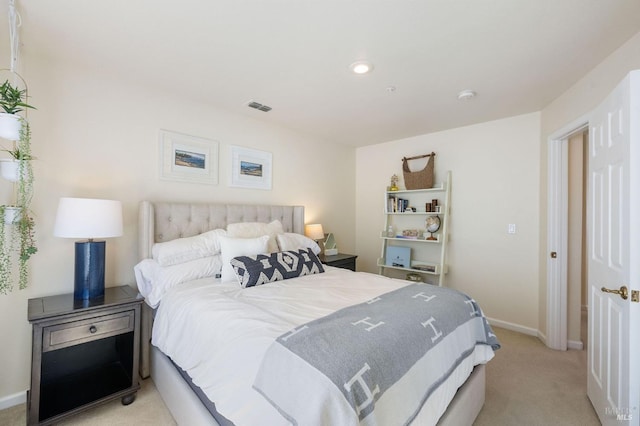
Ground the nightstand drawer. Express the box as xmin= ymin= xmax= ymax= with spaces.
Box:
xmin=43 ymin=311 xmax=135 ymax=352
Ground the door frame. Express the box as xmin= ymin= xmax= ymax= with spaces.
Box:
xmin=546 ymin=115 xmax=589 ymax=351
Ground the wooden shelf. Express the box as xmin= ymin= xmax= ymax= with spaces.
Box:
xmin=380 ymin=231 xmax=441 ymax=243
xmin=385 ymin=183 xmax=445 ymax=194
xmin=377 ymin=259 xmax=443 ymax=275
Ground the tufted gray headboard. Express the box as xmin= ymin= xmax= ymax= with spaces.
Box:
xmin=138 ymin=201 xmax=305 ymax=261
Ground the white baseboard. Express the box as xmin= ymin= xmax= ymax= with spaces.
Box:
xmin=486 ymin=317 xmax=539 ymax=337
xmin=485 ymin=317 xmax=584 ymax=350
xmin=537 ymin=330 xmax=547 ymax=346
xmin=0 ymin=391 xmax=26 ymax=410
xmin=568 ymin=340 xmax=584 ymax=350
xmin=487 ymin=318 xmax=584 ymax=351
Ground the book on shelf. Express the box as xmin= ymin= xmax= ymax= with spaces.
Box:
xmin=387 ymin=196 xmax=409 ymax=212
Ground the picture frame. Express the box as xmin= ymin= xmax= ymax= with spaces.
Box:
xmin=159 ymin=130 xmax=219 ymax=185
xmin=385 ymin=246 xmax=411 ymax=268
xmin=229 ymin=145 xmax=272 ymax=190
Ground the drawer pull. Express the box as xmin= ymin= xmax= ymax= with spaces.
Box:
xmin=89 ymin=325 xmax=97 ymax=334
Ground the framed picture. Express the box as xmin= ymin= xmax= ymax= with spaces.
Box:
xmin=229 ymin=145 xmax=272 ymax=190
xmin=159 ymin=130 xmax=219 ymax=185
xmin=385 ymin=246 xmax=411 ymax=268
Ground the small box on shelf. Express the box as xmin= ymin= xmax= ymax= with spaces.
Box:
xmin=411 ymin=261 xmax=439 ymax=274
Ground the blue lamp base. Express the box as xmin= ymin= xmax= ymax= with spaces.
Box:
xmin=74 ymin=241 xmax=105 ymax=300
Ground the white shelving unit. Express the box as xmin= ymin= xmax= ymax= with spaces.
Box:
xmin=378 ymin=171 xmax=451 ymax=286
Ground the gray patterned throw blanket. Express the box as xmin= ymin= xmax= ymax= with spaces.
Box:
xmin=253 ymin=283 xmax=500 ymax=425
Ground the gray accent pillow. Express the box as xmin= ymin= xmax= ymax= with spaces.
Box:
xmin=230 ymin=248 xmax=325 ymax=288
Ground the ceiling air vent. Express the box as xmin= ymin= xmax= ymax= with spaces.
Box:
xmin=247 ymin=101 xmax=272 ymax=112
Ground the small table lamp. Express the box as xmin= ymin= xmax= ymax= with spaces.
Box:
xmin=54 ymin=197 xmax=123 ymax=300
xmin=305 ymin=223 xmax=325 ymax=253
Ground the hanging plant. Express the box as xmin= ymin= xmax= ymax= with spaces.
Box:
xmin=0 ymin=79 xmax=35 ymax=141
xmin=0 ymin=118 xmax=36 ymax=294
xmin=0 ymin=143 xmax=35 ymax=182
xmin=0 ymin=79 xmax=35 ymax=114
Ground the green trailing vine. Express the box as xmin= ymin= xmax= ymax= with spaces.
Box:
xmin=17 ymin=214 xmax=36 ymax=289
xmin=0 ymin=205 xmax=9 ymax=294
xmin=16 ymin=120 xmax=36 ymax=288
xmin=0 ymin=117 xmax=36 ymax=293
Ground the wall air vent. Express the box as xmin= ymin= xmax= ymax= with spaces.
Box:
xmin=247 ymin=101 xmax=272 ymax=112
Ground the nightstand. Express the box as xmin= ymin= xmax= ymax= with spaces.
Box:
xmin=319 ymin=253 xmax=358 ymax=271
xmin=27 ymin=285 xmax=142 ymax=425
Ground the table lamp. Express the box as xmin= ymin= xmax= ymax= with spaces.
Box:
xmin=305 ymin=223 xmax=328 ymax=255
xmin=54 ymin=197 xmax=123 ymax=300
xmin=305 ymin=223 xmax=324 ymax=240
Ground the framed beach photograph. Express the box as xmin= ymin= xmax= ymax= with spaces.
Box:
xmin=159 ymin=130 xmax=219 ymax=184
xmin=229 ymin=145 xmax=272 ymax=190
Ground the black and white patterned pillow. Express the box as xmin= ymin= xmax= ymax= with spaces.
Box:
xmin=230 ymin=248 xmax=325 ymax=288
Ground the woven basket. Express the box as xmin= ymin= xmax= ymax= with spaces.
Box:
xmin=402 ymin=152 xmax=435 ymax=189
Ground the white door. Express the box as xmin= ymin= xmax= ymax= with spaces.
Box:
xmin=587 ymin=70 xmax=640 ymax=425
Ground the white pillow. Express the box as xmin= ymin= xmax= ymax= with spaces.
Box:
xmin=276 ymin=233 xmax=321 ymax=255
xmin=152 ymin=229 xmax=226 ymax=266
xmin=219 ymin=235 xmax=270 ymax=283
xmin=134 ymin=255 xmax=223 ymax=308
xmin=227 ymin=220 xmax=284 ymax=253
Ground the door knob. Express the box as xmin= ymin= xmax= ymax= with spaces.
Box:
xmin=601 ymin=285 xmax=628 ymax=300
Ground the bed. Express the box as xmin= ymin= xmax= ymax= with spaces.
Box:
xmin=136 ymin=201 xmax=499 ymax=425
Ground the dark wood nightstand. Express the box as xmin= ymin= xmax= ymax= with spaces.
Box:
xmin=319 ymin=253 xmax=358 ymax=271
xmin=27 ymin=285 xmax=142 ymax=425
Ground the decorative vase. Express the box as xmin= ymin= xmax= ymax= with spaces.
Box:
xmin=0 ymin=113 xmax=22 ymax=140
xmin=0 ymin=159 xmax=20 ymax=182
xmin=3 ymin=206 xmax=22 ymax=224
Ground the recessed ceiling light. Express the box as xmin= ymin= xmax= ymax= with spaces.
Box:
xmin=350 ymin=61 xmax=374 ymax=75
xmin=457 ymin=89 xmax=477 ymax=100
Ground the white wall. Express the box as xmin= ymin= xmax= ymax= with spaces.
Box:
xmin=356 ymin=112 xmax=541 ymax=332
xmin=0 ymin=55 xmax=356 ymax=403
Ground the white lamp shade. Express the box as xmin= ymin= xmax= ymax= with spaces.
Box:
xmin=54 ymin=197 xmax=123 ymax=239
xmin=305 ymin=223 xmax=324 ymax=240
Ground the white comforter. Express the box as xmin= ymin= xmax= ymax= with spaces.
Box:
xmin=152 ymin=267 xmax=495 ymax=425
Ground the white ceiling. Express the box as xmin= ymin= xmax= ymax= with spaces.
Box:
xmin=11 ymin=0 xmax=640 ymax=146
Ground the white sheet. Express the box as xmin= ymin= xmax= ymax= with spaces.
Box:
xmin=152 ymin=267 xmax=495 ymax=425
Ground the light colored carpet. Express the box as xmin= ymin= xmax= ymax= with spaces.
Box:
xmin=1 ymin=326 xmax=599 ymax=425
xmin=0 ymin=377 xmax=176 ymax=426
xmin=475 ymin=326 xmax=599 ymax=426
